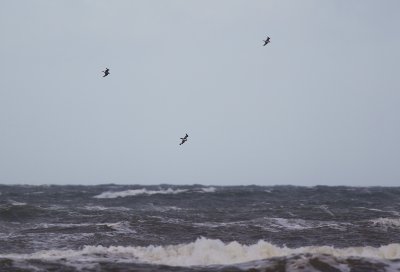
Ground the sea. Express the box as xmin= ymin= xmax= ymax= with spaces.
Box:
xmin=1 ymin=184 xmax=400 ymax=272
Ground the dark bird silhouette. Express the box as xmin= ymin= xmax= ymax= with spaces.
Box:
xmin=102 ymin=68 xmax=110 ymax=77
xmin=263 ymin=37 xmax=270 ymax=46
xmin=179 ymin=134 xmax=188 ymax=145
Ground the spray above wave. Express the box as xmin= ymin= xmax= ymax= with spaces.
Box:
xmin=93 ymin=188 xmax=188 ymax=198
xmin=2 ymin=238 xmax=400 ymax=267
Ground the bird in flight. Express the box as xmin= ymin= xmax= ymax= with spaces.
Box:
xmin=102 ymin=68 xmax=110 ymax=77
xmin=179 ymin=134 xmax=188 ymax=145
xmin=263 ymin=37 xmax=270 ymax=46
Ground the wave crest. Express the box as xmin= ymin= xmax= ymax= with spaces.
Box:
xmin=3 ymin=238 xmax=400 ymax=267
xmin=201 ymin=187 xmax=216 ymax=193
xmin=370 ymin=218 xmax=400 ymax=230
xmin=93 ymin=188 xmax=187 ymax=198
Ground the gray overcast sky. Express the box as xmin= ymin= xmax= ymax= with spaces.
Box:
xmin=0 ymin=0 xmax=399 ymax=186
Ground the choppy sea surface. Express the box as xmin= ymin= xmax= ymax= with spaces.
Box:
xmin=1 ymin=184 xmax=400 ymax=271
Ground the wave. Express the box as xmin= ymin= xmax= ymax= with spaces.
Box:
xmin=261 ymin=217 xmax=348 ymax=231
xmin=0 ymin=203 xmax=45 ymax=221
xmin=2 ymin=238 xmax=400 ymax=267
xmin=32 ymin=221 xmax=135 ymax=233
xmin=194 ymin=217 xmax=349 ymax=232
xmin=93 ymin=188 xmax=188 ymax=198
xmin=81 ymin=205 xmax=131 ymax=211
xmin=145 ymin=204 xmax=183 ymax=212
xmin=201 ymin=187 xmax=216 ymax=193
xmin=370 ymin=218 xmax=400 ymax=230
xmin=1 ymin=200 xmax=27 ymax=206
xmin=93 ymin=187 xmax=216 ymax=198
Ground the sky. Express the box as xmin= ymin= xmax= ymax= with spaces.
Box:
xmin=0 ymin=0 xmax=399 ymax=186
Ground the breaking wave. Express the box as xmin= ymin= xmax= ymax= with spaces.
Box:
xmin=2 ymin=238 xmax=400 ymax=267
xmin=93 ymin=188 xmax=188 ymax=198
xmin=93 ymin=187 xmax=217 ymax=198
xmin=201 ymin=187 xmax=216 ymax=193
xmin=370 ymin=218 xmax=400 ymax=229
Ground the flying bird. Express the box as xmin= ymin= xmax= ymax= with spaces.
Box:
xmin=263 ymin=37 xmax=270 ymax=46
xmin=179 ymin=134 xmax=188 ymax=145
xmin=102 ymin=68 xmax=110 ymax=77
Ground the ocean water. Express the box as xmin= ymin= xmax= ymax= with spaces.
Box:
xmin=1 ymin=185 xmax=400 ymax=272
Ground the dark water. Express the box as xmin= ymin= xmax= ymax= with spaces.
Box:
xmin=1 ymin=184 xmax=400 ymax=271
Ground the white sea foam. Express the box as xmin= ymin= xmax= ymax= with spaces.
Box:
xmin=356 ymin=207 xmax=389 ymax=213
xmin=82 ymin=205 xmax=130 ymax=211
xmin=200 ymin=187 xmax=216 ymax=193
xmin=34 ymin=221 xmax=135 ymax=233
xmin=8 ymin=200 xmax=27 ymax=206
xmin=2 ymin=238 xmax=400 ymax=267
xmin=146 ymin=204 xmax=183 ymax=212
xmin=266 ymin=218 xmax=312 ymax=230
xmin=93 ymin=188 xmax=188 ymax=198
xmin=319 ymin=205 xmax=335 ymax=216
xmin=370 ymin=218 xmax=400 ymax=229
xmin=365 ymin=208 xmax=386 ymax=212
xmin=390 ymin=211 xmax=400 ymax=216
xmin=194 ymin=217 xmax=349 ymax=232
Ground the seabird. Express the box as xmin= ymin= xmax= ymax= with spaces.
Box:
xmin=263 ymin=37 xmax=270 ymax=46
xmin=179 ymin=134 xmax=188 ymax=145
xmin=102 ymin=68 xmax=110 ymax=77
